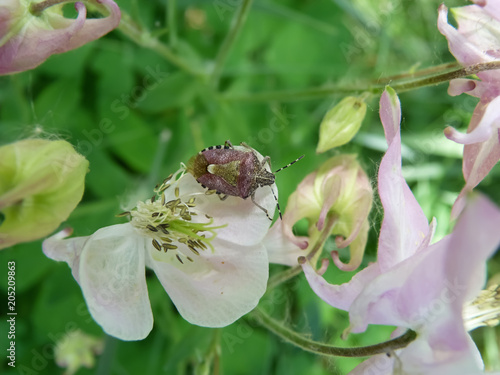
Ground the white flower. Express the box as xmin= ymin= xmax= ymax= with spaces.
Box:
xmin=43 ymin=167 xmax=276 ymax=341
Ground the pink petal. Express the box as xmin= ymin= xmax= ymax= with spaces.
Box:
xmin=473 ymin=0 xmax=500 ymax=24
xmin=377 ymin=88 xmax=429 ymax=271
xmin=63 ymin=0 xmax=121 ymax=51
xmin=448 ymin=79 xmax=479 ymax=97
xmin=379 ymin=87 xmax=401 ymax=144
xmin=0 ymin=4 xmax=87 ymax=74
xmin=437 ymin=4 xmax=496 ymax=67
xmin=150 ymin=238 xmax=268 ymax=327
xmin=0 ymin=0 xmax=120 ymax=75
xmin=349 ymin=194 xmax=500 ymax=340
xmin=300 ymin=260 xmax=381 ymax=312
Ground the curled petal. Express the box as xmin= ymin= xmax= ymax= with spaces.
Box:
xmin=300 ymin=259 xmax=381 ymax=312
xmin=150 ymin=238 xmax=268 ymax=327
xmin=0 ymin=0 xmax=121 ymax=75
xmin=451 ymin=101 xmax=500 ymax=219
xmin=448 ymin=78 xmax=479 ymax=97
xmin=62 ymin=0 xmax=121 ymax=51
xmin=43 ymin=228 xmax=87 ymax=283
xmin=445 ymin=96 xmax=500 ymax=145
xmin=331 ymin=219 xmax=369 ymax=272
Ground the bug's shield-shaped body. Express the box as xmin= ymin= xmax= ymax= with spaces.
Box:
xmin=187 ymin=145 xmax=275 ymax=199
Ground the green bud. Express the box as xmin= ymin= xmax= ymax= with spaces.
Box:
xmin=55 ymin=329 xmax=104 ymax=375
xmin=317 ymin=96 xmax=367 ymax=153
xmin=0 ymin=139 xmax=88 ymax=249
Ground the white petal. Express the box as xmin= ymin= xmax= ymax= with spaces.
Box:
xmin=42 ymin=228 xmax=88 ymax=283
xmin=149 ymin=237 xmax=268 ymax=327
xmin=172 ymin=173 xmax=275 ymax=246
xmin=264 ymin=219 xmax=305 ymax=266
xmin=78 ymin=224 xmax=153 ymax=341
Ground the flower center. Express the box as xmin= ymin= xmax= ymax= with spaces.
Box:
xmin=463 ymin=284 xmax=500 ymax=331
xmin=127 ymin=170 xmax=225 ymax=264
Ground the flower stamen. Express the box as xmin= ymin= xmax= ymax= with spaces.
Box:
xmin=129 ymin=170 xmax=227 ymax=264
xmin=464 ymin=284 xmax=500 ymax=331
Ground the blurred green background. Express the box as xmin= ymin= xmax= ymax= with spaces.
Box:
xmin=1 ymin=0 xmax=499 ymax=374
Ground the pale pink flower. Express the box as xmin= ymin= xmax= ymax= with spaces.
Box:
xmin=301 ymin=88 xmax=500 ymax=374
xmin=0 ymin=0 xmax=121 ymax=75
xmin=43 ymin=168 xmax=276 ymax=341
xmin=437 ymin=3 xmax=500 ymax=218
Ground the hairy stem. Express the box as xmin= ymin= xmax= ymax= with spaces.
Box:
xmin=252 ymin=308 xmax=417 ymax=358
xmin=221 ymin=61 xmax=500 ymax=102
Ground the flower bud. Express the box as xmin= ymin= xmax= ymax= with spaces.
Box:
xmin=0 ymin=139 xmax=88 ymax=249
xmin=317 ymin=96 xmax=367 ymax=153
xmin=282 ymin=154 xmax=372 ymax=271
xmin=0 ymin=0 xmax=120 ymax=75
xmin=55 ymin=329 xmax=104 ymax=375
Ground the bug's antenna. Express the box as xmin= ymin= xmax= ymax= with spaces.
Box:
xmin=275 ymin=155 xmax=305 ymax=174
xmin=270 ymin=187 xmax=282 ymax=220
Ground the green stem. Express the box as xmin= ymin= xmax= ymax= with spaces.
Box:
xmin=370 ymin=61 xmax=461 ymax=83
xmin=252 ymin=308 xmax=417 ymax=358
xmin=167 ymin=0 xmax=177 ymax=48
xmin=221 ymin=61 xmax=500 ymax=102
xmin=118 ymin=12 xmax=203 ymax=77
xmin=267 ymin=265 xmax=302 ymax=290
xmin=210 ymin=0 xmax=254 ymax=88
xmin=29 ymin=0 xmax=73 ymax=16
xmin=391 ymin=61 xmax=500 ymax=92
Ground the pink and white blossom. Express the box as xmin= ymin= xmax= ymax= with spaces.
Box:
xmin=43 ymin=168 xmax=276 ymax=341
xmin=0 ymin=0 xmax=121 ymax=75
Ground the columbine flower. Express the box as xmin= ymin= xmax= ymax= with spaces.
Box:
xmin=0 ymin=0 xmax=121 ymax=75
xmin=266 ymin=154 xmax=372 ymax=271
xmin=300 ymin=87 xmax=500 ymax=374
xmin=0 ymin=139 xmax=88 ymax=249
xmin=43 ymin=167 xmax=276 ymax=341
xmin=437 ymin=2 xmax=500 ymax=218
xmin=316 ymin=96 xmax=368 ymax=153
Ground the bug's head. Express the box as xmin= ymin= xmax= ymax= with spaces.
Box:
xmin=256 ymin=168 xmax=275 ymax=187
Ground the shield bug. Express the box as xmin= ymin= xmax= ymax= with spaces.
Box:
xmin=186 ymin=140 xmax=303 ymax=220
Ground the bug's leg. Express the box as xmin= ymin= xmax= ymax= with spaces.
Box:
xmin=240 ymin=141 xmax=253 ymax=151
xmin=259 ymin=155 xmax=272 ymax=170
xmin=251 ymin=193 xmax=272 ymax=221
xmin=205 ymin=189 xmax=217 ymax=196
xmin=224 ymin=140 xmax=234 ymax=149
xmin=216 ymin=192 xmax=228 ymax=201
